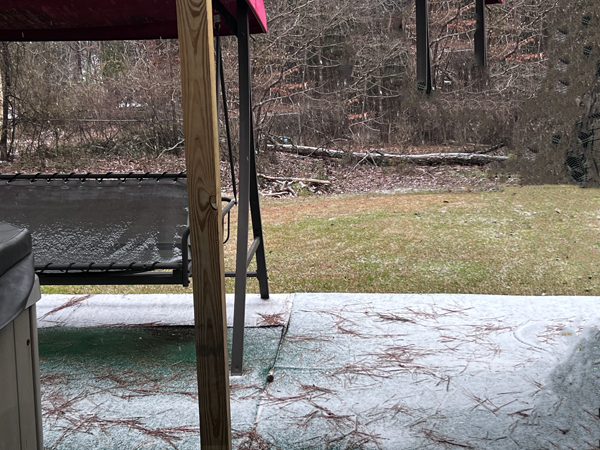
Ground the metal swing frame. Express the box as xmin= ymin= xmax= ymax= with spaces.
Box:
xmin=415 ymin=0 xmax=499 ymax=94
xmin=0 ymin=172 xmax=244 ymax=286
xmin=0 ymin=1 xmax=269 ymax=374
xmin=226 ymin=1 xmax=270 ymax=374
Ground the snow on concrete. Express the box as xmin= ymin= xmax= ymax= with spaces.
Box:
xmin=37 ymin=293 xmax=294 ymax=328
xmin=258 ymin=293 xmax=600 ymax=449
xmin=39 ymin=326 xmax=283 ymax=450
xmin=38 ymin=293 xmax=600 ymax=449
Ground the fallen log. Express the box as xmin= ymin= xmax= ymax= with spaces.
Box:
xmin=474 ymin=143 xmax=505 ymax=154
xmin=266 ymin=144 xmax=508 ymax=166
xmin=257 ymin=173 xmax=331 ymax=185
xmin=260 ymin=190 xmax=293 ymax=197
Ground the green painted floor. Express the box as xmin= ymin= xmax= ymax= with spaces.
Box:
xmin=39 ymin=326 xmax=283 ymax=449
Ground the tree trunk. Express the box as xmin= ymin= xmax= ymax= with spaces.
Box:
xmin=0 ymin=42 xmax=10 ymax=161
xmin=75 ymin=42 xmax=82 ymax=80
xmin=377 ymin=67 xmax=388 ymax=144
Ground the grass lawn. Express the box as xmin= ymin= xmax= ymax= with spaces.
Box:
xmin=42 ymin=184 xmax=600 ymax=296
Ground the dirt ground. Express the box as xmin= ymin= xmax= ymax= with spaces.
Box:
xmin=0 ymin=144 xmax=514 ymax=197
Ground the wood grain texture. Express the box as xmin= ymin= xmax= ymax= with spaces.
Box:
xmin=0 ymin=321 xmax=21 ymax=450
xmin=13 ymin=310 xmax=37 ymax=450
xmin=175 ymin=0 xmax=232 ymax=448
xmin=28 ymin=306 xmax=43 ymax=450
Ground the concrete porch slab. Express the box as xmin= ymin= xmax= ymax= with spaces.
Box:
xmin=37 ymin=293 xmax=600 ymax=449
xmin=37 ymin=293 xmax=294 ymax=328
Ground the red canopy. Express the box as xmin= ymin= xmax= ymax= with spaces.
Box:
xmin=0 ymin=0 xmax=267 ymax=41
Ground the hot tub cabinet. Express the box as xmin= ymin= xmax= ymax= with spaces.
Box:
xmin=0 ymin=223 xmax=43 ymax=450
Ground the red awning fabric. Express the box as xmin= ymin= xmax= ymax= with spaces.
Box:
xmin=0 ymin=0 xmax=267 ymax=41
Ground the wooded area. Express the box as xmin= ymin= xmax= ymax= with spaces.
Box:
xmin=0 ymin=0 xmax=596 ymax=184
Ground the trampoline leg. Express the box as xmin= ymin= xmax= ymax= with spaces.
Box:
xmin=231 ymin=0 xmax=251 ymax=376
xmin=249 ymin=121 xmax=270 ymax=300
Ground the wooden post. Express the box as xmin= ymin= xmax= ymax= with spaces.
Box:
xmin=175 ymin=0 xmax=232 ymax=448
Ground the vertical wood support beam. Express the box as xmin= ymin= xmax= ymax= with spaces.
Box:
xmin=29 ymin=305 xmax=43 ymax=449
xmin=175 ymin=0 xmax=232 ymax=448
xmin=416 ymin=0 xmax=432 ymax=95
xmin=0 ymin=322 xmax=21 ymax=450
xmin=474 ymin=0 xmax=487 ymax=68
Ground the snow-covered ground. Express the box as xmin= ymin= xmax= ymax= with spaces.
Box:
xmin=37 ymin=293 xmax=600 ymax=449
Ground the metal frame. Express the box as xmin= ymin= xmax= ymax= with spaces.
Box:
xmin=0 ymin=171 xmax=267 ymax=288
xmin=0 ymin=0 xmax=269 ymax=376
xmin=231 ymin=0 xmax=270 ymax=375
xmin=416 ymin=0 xmax=494 ymax=93
xmin=474 ymin=0 xmax=487 ymax=68
xmin=0 ymin=171 xmax=186 ymax=182
xmin=416 ymin=0 xmax=432 ymax=95
xmin=0 ymin=172 xmax=190 ymax=285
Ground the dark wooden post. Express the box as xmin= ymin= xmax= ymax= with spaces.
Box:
xmin=175 ymin=0 xmax=232 ymax=448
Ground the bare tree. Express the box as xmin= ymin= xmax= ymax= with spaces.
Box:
xmin=0 ymin=42 xmax=11 ymax=161
xmin=0 ymin=0 xmax=563 ymax=175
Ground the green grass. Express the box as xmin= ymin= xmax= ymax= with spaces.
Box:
xmin=42 ymin=185 xmax=600 ymax=296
